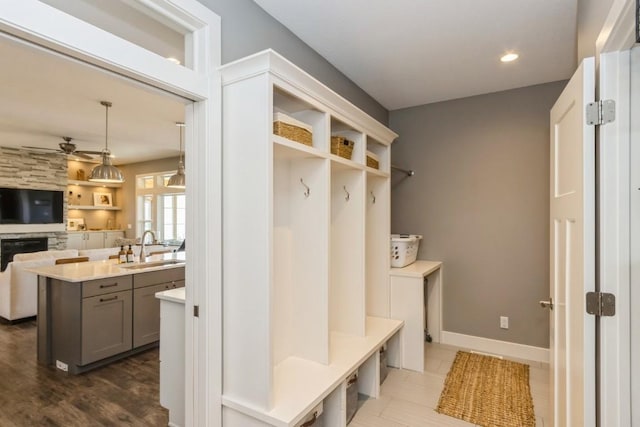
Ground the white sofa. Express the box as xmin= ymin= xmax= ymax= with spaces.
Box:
xmin=0 ymin=249 xmax=79 ymax=321
xmin=0 ymin=245 xmax=174 ymax=321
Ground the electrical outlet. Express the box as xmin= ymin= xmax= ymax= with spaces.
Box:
xmin=56 ymin=360 xmax=68 ymax=372
xmin=500 ymin=316 xmax=509 ymax=329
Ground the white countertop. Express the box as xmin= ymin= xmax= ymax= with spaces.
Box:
xmin=67 ymin=229 xmax=126 ymax=233
xmin=28 ymin=252 xmax=185 ymax=282
xmin=389 ymin=260 xmax=442 ymax=278
xmin=156 ymin=287 xmax=186 ymax=304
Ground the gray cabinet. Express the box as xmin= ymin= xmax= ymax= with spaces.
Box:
xmin=45 ymin=267 xmax=184 ymax=374
xmin=49 ymin=274 xmax=133 ymax=373
xmin=82 ymin=290 xmax=132 ymax=364
xmin=133 ymin=268 xmax=184 ymax=347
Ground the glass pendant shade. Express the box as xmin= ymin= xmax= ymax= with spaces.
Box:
xmin=166 ymin=122 xmax=186 ymax=189
xmin=89 ymin=101 xmax=125 ymax=183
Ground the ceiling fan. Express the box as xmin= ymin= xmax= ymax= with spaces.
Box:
xmin=23 ymin=136 xmax=103 ymax=160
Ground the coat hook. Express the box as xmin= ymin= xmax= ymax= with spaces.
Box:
xmin=370 ymin=191 xmax=376 ymax=204
xmin=300 ymin=178 xmax=310 ymax=198
xmin=343 ymin=185 xmax=350 ymax=201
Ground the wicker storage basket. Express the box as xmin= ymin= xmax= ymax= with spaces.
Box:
xmin=273 ymin=112 xmax=313 ymax=147
xmin=366 ymin=150 xmax=379 ymax=169
xmin=330 ymin=136 xmax=354 ymax=160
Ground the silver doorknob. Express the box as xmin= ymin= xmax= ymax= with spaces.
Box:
xmin=539 ymin=298 xmax=553 ymax=310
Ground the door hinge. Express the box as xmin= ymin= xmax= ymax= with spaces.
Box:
xmin=586 ymin=292 xmax=616 ymax=317
xmin=586 ymin=99 xmax=615 ymax=125
xmin=193 ymin=305 xmax=199 ymax=317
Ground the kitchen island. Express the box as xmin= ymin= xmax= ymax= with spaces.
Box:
xmin=32 ymin=253 xmax=185 ymax=374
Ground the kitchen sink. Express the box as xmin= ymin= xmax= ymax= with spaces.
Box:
xmin=121 ymin=259 xmax=185 ymax=270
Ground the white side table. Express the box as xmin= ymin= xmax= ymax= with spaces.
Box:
xmin=390 ymin=260 xmax=443 ymax=372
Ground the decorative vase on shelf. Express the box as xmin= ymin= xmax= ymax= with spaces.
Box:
xmin=76 ymin=169 xmax=85 ymax=181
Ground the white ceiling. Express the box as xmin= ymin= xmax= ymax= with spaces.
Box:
xmin=253 ymin=0 xmax=578 ymax=110
xmin=0 ymin=34 xmax=188 ymax=165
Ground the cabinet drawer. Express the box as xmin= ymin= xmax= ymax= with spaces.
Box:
xmin=83 ymin=275 xmax=132 ymax=298
xmin=133 ymin=267 xmax=185 ymax=288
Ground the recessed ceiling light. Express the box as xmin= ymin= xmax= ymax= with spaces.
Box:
xmin=166 ymin=57 xmax=181 ymax=65
xmin=500 ymin=53 xmax=519 ymax=63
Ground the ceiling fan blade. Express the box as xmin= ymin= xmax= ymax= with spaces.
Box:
xmin=72 ymin=152 xmax=93 ymax=160
xmin=76 ymin=150 xmax=103 ymax=155
xmin=22 ymin=146 xmax=61 ymax=152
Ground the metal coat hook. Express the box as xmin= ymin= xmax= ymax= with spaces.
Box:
xmin=343 ymin=185 xmax=350 ymax=201
xmin=370 ymin=191 xmax=376 ymax=204
xmin=300 ymin=178 xmax=310 ymax=198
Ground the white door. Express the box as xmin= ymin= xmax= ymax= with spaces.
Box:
xmin=548 ymin=57 xmax=596 ymax=427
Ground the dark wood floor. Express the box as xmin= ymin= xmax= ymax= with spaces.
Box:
xmin=0 ymin=320 xmax=168 ymax=426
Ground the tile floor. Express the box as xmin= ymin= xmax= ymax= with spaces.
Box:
xmin=351 ymin=342 xmax=550 ymax=427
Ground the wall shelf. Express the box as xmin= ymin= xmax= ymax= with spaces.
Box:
xmin=67 ymin=179 xmax=122 ymax=188
xmin=68 ymin=205 xmax=121 ymax=211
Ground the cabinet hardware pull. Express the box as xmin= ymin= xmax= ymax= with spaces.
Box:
xmin=100 ymin=283 xmax=118 ymax=288
xmin=299 ymin=411 xmax=317 ymax=427
xmin=370 ymin=190 xmax=376 ymax=204
xmin=347 ymin=375 xmax=358 ymax=386
xmin=100 ymin=296 xmax=118 ymax=302
xmin=343 ymin=185 xmax=350 ymax=201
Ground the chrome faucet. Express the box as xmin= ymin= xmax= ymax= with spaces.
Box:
xmin=139 ymin=230 xmax=156 ymax=263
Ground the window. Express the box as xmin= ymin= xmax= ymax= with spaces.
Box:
xmin=136 ymin=171 xmax=185 ymax=244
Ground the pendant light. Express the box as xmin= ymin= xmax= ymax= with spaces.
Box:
xmin=89 ymin=101 xmax=125 ymax=183
xmin=166 ymin=122 xmax=186 ymax=189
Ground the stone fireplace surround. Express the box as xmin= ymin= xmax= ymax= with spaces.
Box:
xmin=0 ymin=147 xmax=68 ymax=266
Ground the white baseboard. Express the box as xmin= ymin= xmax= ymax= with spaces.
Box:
xmin=440 ymin=331 xmax=549 ymax=364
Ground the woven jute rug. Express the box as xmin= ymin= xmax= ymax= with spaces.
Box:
xmin=436 ymin=351 xmax=535 ymax=427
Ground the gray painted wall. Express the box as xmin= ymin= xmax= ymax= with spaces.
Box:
xmin=196 ymin=0 xmax=388 ymax=124
xmin=577 ymin=0 xmax=615 ymax=63
xmin=389 ymin=81 xmax=566 ymax=348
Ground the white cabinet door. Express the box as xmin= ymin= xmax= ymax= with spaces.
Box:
xmin=85 ymin=232 xmax=104 ymax=250
xmin=67 ymin=233 xmax=85 ymax=250
xmin=104 ymin=231 xmax=124 ymax=248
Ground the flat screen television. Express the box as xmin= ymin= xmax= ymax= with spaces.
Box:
xmin=0 ymin=188 xmax=64 ymax=225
